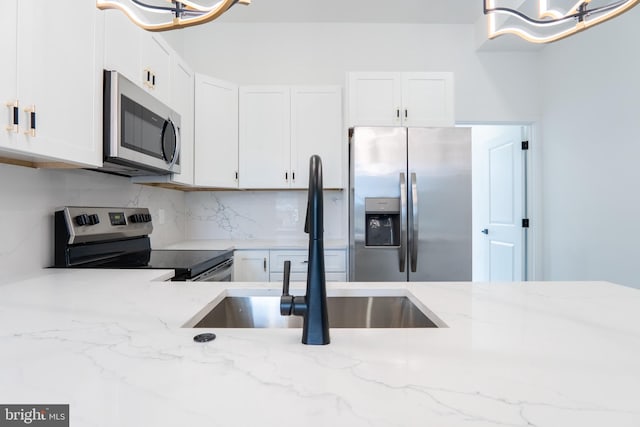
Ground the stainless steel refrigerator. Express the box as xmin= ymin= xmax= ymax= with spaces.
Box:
xmin=349 ymin=127 xmax=471 ymax=282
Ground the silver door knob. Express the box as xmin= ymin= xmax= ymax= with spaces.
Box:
xmin=481 ymin=229 xmax=489 ymax=235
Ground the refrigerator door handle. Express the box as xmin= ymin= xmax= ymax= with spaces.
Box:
xmin=410 ymin=173 xmax=419 ymax=272
xmin=399 ymin=173 xmax=407 ymax=272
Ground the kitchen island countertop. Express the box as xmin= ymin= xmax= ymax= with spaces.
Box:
xmin=1 ymin=269 xmax=639 ymax=426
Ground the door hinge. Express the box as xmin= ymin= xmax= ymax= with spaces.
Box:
xmin=522 ymin=218 xmax=530 ymax=228
xmin=522 ymin=140 xmax=529 ymax=150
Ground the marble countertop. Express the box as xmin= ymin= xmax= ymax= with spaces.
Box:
xmin=1 ymin=270 xmax=639 ymax=426
xmin=162 ymin=239 xmax=348 ymax=251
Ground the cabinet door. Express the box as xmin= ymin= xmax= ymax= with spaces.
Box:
xmin=239 ymin=87 xmax=291 ymax=189
xmin=140 ymin=34 xmax=172 ymax=106
xmin=104 ymin=10 xmax=141 ymax=84
xmin=170 ymin=56 xmax=194 ymax=186
xmin=347 ymin=72 xmax=401 ymax=127
xmin=0 ymin=1 xmax=18 ymax=151
xmin=270 ymin=250 xmax=308 ymax=273
xmin=401 ymin=72 xmax=454 ymax=127
xmin=194 ymin=75 xmax=239 ymax=188
xmin=233 ymin=250 xmax=270 ymax=282
xmin=16 ymin=0 xmax=102 ymax=166
xmin=290 ymin=87 xmax=343 ymax=189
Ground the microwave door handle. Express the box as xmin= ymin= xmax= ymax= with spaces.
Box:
xmin=168 ymin=121 xmax=181 ymax=171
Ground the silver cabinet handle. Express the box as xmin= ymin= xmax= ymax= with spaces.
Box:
xmin=410 ymin=173 xmax=418 ymax=272
xmin=481 ymin=229 xmax=489 ymax=235
xmin=399 ymin=173 xmax=407 ymax=272
xmin=263 ymin=257 xmax=267 ymax=271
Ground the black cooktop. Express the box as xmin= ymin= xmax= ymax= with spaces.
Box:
xmin=147 ymin=249 xmax=232 ymax=279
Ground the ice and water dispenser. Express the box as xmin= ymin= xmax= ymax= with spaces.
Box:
xmin=364 ymin=198 xmax=401 ymax=247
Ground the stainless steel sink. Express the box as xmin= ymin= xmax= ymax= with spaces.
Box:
xmin=187 ymin=296 xmax=438 ymax=328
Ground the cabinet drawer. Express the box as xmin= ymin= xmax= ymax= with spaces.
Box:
xmin=270 ymin=251 xmax=308 ymax=272
xmin=270 ymin=249 xmax=346 ymax=273
xmin=270 ymin=272 xmax=347 ymax=283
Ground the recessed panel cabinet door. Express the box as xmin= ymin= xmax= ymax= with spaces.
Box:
xmin=239 ymin=87 xmax=291 ymax=189
xmin=348 ymin=72 xmax=402 ymax=127
xmin=0 ymin=1 xmax=17 ymax=151
xmin=233 ymin=250 xmax=270 ymax=282
xmin=170 ymin=56 xmax=194 ymax=186
xmin=401 ymin=72 xmax=454 ymax=127
xmin=16 ymin=0 xmax=102 ymax=166
xmin=194 ymin=75 xmax=239 ymax=188
xmin=290 ymin=87 xmax=343 ymax=189
xmin=104 ymin=10 xmax=141 ymax=84
xmin=140 ymin=34 xmax=172 ymax=106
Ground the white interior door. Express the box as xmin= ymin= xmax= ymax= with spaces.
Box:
xmin=472 ymin=125 xmax=525 ymax=282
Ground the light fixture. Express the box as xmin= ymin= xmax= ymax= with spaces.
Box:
xmin=484 ymin=0 xmax=639 ymax=43
xmin=96 ymin=0 xmax=251 ymax=32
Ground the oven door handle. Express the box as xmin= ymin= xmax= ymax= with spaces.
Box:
xmin=189 ymin=258 xmax=234 ymax=282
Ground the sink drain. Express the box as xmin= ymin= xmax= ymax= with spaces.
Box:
xmin=193 ymin=333 xmax=216 ymax=343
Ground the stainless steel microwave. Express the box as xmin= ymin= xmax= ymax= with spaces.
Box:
xmin=100 ymin=70 xmax=181 ymax=177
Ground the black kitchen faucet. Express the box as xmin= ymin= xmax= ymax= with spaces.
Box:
xmin=280 ymin=155 xmax=330 ymax=345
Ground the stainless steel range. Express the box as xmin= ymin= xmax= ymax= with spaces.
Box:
xmin=54 ymin=206 xmax=233 ymax=281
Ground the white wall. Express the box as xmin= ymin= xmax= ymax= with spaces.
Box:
xmin=177 ymin=23 xmax=541 ymax=123
xmin=540 ymin=9 xmax=640 ymax=288
xmin=0 ymin=163 xmax=186 ymax=282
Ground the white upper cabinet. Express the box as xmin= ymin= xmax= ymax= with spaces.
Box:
xmin=239 ymin=86 xmax=343 ymax=189
xmin=104 ymin=11 xmax=140 ymax=84
xmin=348 ymin=72 xmax=454 ymax=127
xmin=104 ymin=11 xmax=171 ymax=106
xmin=194 ymin=74 xmax=239 ymax=188
xmin=169 ymin=56 xmax=194 ymax=186
xmin=348 ymin=73 xmax=401 ymax=126
xmin=0 ymin=1 xmax=18 ymax=152
xmin=139 ymin=34 xmax=172 ymax=106
xmin=400 ymin=72 xmax=454 ymax=127
xmin=290 ymin=87 xmax=343 ymax=189
xmin=0 ymin=0 xmax=102 ymax=167
xmin=239 ymin=86 xmax=291 ymax=189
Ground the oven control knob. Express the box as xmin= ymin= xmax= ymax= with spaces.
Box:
xmin=88 ymin=214 xmax=100 ymax=225
xmin=75 ymin=214 xmax=90 ymax=226
xmin=129 ymin=214 xmax=145 ymax=224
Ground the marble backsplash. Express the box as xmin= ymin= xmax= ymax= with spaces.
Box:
xmin=0 ymin=163 xmax=185 ymax=281
xmin=185 ymin=190 xmax=346 ymax=241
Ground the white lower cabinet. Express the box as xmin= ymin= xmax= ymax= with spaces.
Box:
xmin=269 ymin=249 xmax=347 ymax=282
xmin=232 ymin=248 xmax=347 ymax=282
xmin=233 ymin=250 xmax=269 ymax=282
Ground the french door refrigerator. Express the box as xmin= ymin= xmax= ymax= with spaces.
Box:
xmin=349 ymin=127 xmax=471 ymax=282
